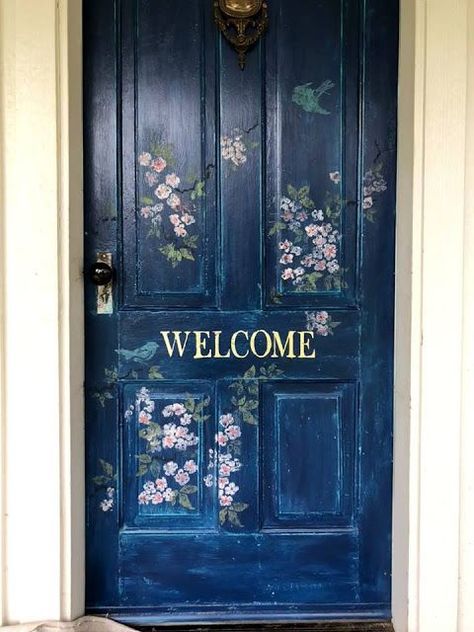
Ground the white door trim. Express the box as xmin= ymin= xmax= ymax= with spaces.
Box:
xmin=1 ymin=0 xmax=473 ymax=630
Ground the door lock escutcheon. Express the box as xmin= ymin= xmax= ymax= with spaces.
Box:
xmin=91 ymin=252 xmax=114 ymax=314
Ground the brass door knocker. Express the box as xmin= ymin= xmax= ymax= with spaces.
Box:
xmin=214 ymin=0 xmax=269 ymax=70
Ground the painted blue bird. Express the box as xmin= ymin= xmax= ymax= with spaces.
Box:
xmin=115 ymin=341 xmax=159 ymax=364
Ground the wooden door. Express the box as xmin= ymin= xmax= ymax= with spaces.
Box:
xmin=84 ymin=0 xmax=398 ymax=625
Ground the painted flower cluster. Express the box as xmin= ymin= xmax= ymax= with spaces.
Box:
xmin=138 ymin=458 xmax=198 ymax=508
xmin=306 ymin=310 xmax=340 ymax=337
xmin=204 ymin=364 xmax=284 ymax=528
xmin=132 ymin=388 xmax=209 ymax=512
xmin=221 ymin=130 xmax=248 ymax=168
xmin=204 ymin=415 xmax=248 ymax=528
xmin=138 ymin=144 xmax=204 ymax=267
xmin=92 ymin=459 xmax=117 ymax=513
xmin=270 ymin=180 xmax=342 ymax=292
xmin=362 ymin=164 xmax=387 ymax=222
xmin=100 ymin=487 xmax=115 ymax=512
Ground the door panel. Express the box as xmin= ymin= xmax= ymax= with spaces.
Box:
xmin=84 ymin=0 xmax=398 ymax=623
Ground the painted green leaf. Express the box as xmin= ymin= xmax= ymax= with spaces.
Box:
xmin=242 ymin=410 xmax=257 ymax=425
xmin=92 ymin=475 xmax=109 ymax=487
xmin=190 ymin=180 xmax=206 ymax=200
xmin=292 ymin=80 xmax=335 ymax=115
xmin=227 ymin=510 xmax=243 ymax=527
xmin=287 ymin=184 xmax=298 ymax=199
xmin=180 ymin=248 xmax=195 ymax=261
xmin=138 ymin=454 xmax=152 ymax=464
xmin=243 ymin=365 xmax=256 ymax=379
xmin=148 ymin=366 xmax=164 ymax=380
xmin=136 ymin=464 xmax=149 ymax=477
xmin=178 ymin=493 xmax=195 ymax=510
xmin=184 ymin=398 xmax=196 ymax=413
xmin=219 ymin=508 xmax=228 ymax=524
xmin=268 ymin=222 xmax=286 ymax=236
xmin=100 ymin=459 xmax=114 ymax=477
xmin=180 ymin=485 xmax=198 ymax=495
xmin=231 ymin=502 xmax=249 ymax=513
xmin=149 ymin=460 xmax=161 ymax=477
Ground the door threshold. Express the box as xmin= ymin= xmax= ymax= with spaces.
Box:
xmin=133 ymin=622 xmax=394 ymax=632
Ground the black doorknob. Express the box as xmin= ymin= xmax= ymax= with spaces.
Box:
xmin=90 ymin=261 xmax=114 ymax=286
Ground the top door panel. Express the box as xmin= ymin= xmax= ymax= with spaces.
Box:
xmin=121 ymin=0 xmax=360 ymax=310
xmin=122 ymin=0 xmax=218 ymax=308
xmin=265 ymin=0 xmax=360 ymax=308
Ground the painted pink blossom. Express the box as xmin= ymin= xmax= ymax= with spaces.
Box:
xmin=167 ymin=193 xmax=181 ymax=209
xmin=162 ymin=435 xmax=176 ymax=449
xmin=163 ymin=461 xmax=178 ymax=476
xmin=171 ymin=403 xmax=186 ymax=416
xmin=281 ymin=268 xmax=295 ymax=280
xmin=165 ymin=173 xmax=180 ymax=188
xmin=145 ymin=171 xmax=159 ymax=186
xmin=225 ymin=482 xmax=239 ymax=496
xmin=155 ymin=183 xmax=172 ymax=199
xmin=169 ymin=214 xmax=181 ymax=226
xmin=279 ymin=240 xmax=292 ymax=252
xmin=181 ymin=213 xmax=196 ymax=226
xmin=180 ymin=413 xmax=193 ymax=425
xmin=174 ymin=224 xmax=187 ymax=237
xmin=219 ymin=413 xmax=234 ymax=427
xmin=305 ymin=224 xmax=318 ymax=237
xmin=280 ymin=253 xmax=294 ymax=264
xmin=316 ymin=324 xmax=329 ymax=336
xmin=184 ymin=460 xmax=198 ymax=474
xmin=219 ymin=495 xmax=233 ymax=507
xmin=225 ymin=425 xmax=242 ymax=441
xmin=139 ymin=410 xmax=151 ymax=425
xmin=216 ymin=431 xmax=229 ymax=447
xmin=163 ymin=488 xmax=176 ymax=502
xmin=203 ymin=474 xmax=214 ymax=487
xmin=174 ymin=469 xmax=190 ymax=486
xmin=151 ymin=492 xmax=164 ymax=504
xmin=363 ymin=196 xmax=373 ymax=209
xmin=219 ymin=463 xmax=232 ymax=476
xmin=323 ymin=243 xmax=337 ymax=260
xmin=155 ymin=477 xmax=167 ymax=492
xmin=175 ymin=426 xmax=188 ymax=439
xmin=138 ymin=152 xmax=152 ymax=166
xmin=151 ymin=157 xmax=167 ymax=173
xmin=218 ymin=477 xmax=230 ymax=490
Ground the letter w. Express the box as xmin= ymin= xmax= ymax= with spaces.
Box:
xmin=160 ymin=331 xmax=191 ymax=358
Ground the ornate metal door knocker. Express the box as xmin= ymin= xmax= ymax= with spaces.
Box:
xmin=214 ymin=0 xmax=269 ymax=70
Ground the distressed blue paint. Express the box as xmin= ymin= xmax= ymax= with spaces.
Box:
xmin=84 ymin=0 xmax=398 ymax=624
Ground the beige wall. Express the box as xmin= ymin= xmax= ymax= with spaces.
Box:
xmin=0 ymin=0 xmax=473 ymax=630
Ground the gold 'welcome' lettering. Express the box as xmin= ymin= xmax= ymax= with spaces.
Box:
xmin=158 ymin=329 xmax=317 ymax=360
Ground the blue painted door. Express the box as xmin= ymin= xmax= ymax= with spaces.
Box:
xmin=84 ymin=0 xmax=398 ymax=624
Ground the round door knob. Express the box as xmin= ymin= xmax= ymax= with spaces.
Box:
xmin=90 ymin=261 xmax=114 ymax=286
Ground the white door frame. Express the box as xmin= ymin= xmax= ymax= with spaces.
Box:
xmin=1 ymin=0 xmax=473 ymax=630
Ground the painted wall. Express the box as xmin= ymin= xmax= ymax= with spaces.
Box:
xmin=0 ymin=0 xmax=473 ymax=630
